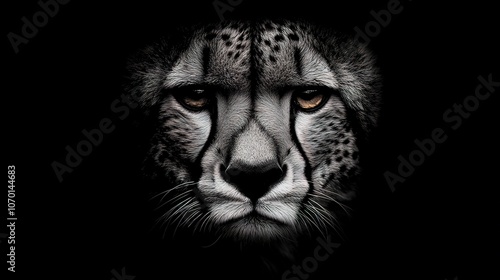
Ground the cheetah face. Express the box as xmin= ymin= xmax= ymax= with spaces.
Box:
xmin=127 ymin=20 xmax=381 ymax=243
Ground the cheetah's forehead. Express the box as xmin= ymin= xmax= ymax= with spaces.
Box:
xmin=165 ymin=20 xmax=339 ymax=91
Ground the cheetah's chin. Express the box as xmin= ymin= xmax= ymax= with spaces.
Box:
xmin=221 ymin=212 xmax=294 ymax=241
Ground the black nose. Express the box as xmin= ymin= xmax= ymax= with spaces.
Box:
xmin=221 ymin=161 xmax=285 ymax=202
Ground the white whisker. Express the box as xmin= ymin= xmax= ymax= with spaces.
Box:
xmin=201 ymin=234 xmax=222 ymax=248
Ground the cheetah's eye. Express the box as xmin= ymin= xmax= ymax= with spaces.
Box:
xmin=173 ymin=87 xmax=212 ymax=111
xmin=293 ymin=88 xmax=331 ymax=112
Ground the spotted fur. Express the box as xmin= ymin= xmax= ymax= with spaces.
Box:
xmin=126 ymin=19 xmax=381 ymax=271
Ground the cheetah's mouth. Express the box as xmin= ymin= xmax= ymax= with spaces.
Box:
xmin=221 ymin=209 xmax=287 ymax=227
xmin=218 ymin=209 xmax=294 ymax=241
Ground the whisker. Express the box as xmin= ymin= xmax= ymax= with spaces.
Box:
xmin=300 ymin=209 xmax=324 ymax=237
xmin=304 ymin=205 xmax=330 ymax=239
xmin=194 ymin=212 xmax=211 ymax=234
xmin=172 ymin=200 xmax=198 ymax=237
xmin=308 ymin=200 xmax=336 ymax=227
xmin=307 ymin=201 xmax=345 ymax=239
xmin=201 ymin=234 xmax=222 ymax=248
xmin=160 ymin=196 xmax=194 ymax=232
xmin=149 ymin=181 xmax=195 ymax=201
xmin=163 ymin=197 xmax=193 ymax=237
xmin=154 ymin=189 xmax=192 ymax=211
xmin=313 ymin=190 xmax=352 ymax=216
xmin=165 ymin=197 xmax=196 ymax=223
xmin=185 ymin=211 xmax=203 ymax=228
xmin=200 ymin=212 xmax=213 ymax=233
xmin=151 ymin=179 xmax=212 ymax=203
xmin=308 ymin=190 xmax=352 ymax=216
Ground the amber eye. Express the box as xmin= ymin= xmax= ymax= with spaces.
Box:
xmin=174 ymin=88 xmax=211 ymax=111
xmin=294 ymin=88 xmax=329 ymax=111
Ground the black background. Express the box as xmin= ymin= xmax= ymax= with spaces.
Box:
xmin=3 ymin=0 xmax=499 ymax=279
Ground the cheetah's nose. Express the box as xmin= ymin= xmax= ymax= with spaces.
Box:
xmin=221 ymin=161 xmax=285 ymax=203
